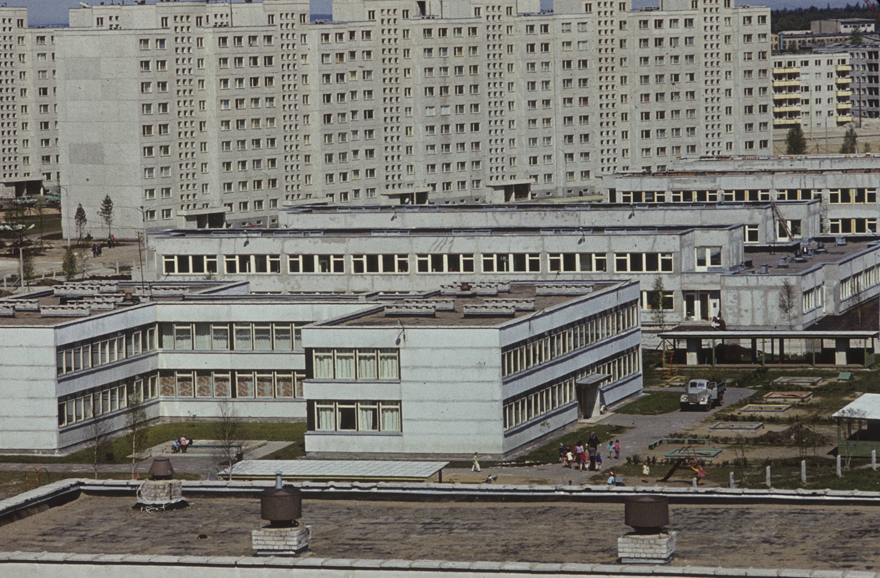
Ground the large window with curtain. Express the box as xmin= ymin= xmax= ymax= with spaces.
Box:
xmin=312 ymin=401 xmax=401 ymax=432
xmin=311 ymin=348 xmax=399 ymax=380
xmin=158 ymin=322 xmax=305 ymax=351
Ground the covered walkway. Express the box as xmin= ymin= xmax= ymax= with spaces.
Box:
xmin=658 ymin=329 xmax=878 ymax=367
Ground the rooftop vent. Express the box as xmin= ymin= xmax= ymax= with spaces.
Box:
xmin=778 ymin=257 xmax=789 ymax=268
xmin=384 ymin=304 xmax=436 ymax=316
xmin=404 ymin=298 xmax=455 ymax=311
xmin=536 ymin=283 xmax=593 ymax=296
xmin=463 ymin=304 xmax=516 ymax=316
xmin=483 ymin=298 xmax=535 ymax=311
xmin=40 ymin=304 xmax=91 ymax=318
xmin=0 ymin=305 xmax=14 ymax=317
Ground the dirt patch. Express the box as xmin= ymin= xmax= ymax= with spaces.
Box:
xmin=753 ymin=423 xmax=831 ymax=447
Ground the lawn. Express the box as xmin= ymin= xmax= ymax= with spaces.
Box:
xmin=615 ymin=391 xmax=682 ymax=415
xmin=0 ymin=471 xmax=200 ymax=501
xmin=0 ymin=421 xmax=307 ymax=465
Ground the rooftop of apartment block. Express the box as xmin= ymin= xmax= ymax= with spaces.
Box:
xmin=0 ymin=491 xmax=879 ymax=572
xmin=327 ymin=281 xmax=623 ymax=328
xmin=733 ymin=238 xmax=880 ymax=277
xmin=610 ymin=154 xmax=880 ymax=177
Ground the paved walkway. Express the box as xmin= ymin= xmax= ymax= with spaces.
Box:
xmin=444 ymin=387 xmax=756 ymax=485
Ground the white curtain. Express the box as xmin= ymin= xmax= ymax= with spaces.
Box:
xmin=380 ymin=405 xmax=401 ymax=432
xmin=358 ymin=405 xmax=377 ymax=431
xmin=254 ymin=325 xmax=272 ymax=350
xmin=378 ymin=350 xmax=399 ymax=380
xmin=316 ymin=405 xmax=335 ymax=431
xmin=195 ymin=323 xmax=211 ymax=350
xmin=212 ymin=326 xmax=229 ymax=350
xmin=234 ymin=325 xmax=252 ymax=350
xmin=335 ymin=350 xmax=355 ymax=379
xmin=274 ymin=325 xmax=292 ymax=350
xmin=313 ymin=351 xmax=334 ymax=379
xmin=357 ymin=351 xmax=378 ymax=380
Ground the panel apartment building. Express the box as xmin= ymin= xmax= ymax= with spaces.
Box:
xmin=3 ymin=0 xmax=770 ymax=236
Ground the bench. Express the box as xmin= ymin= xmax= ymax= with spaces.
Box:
xmin=172 ymin=441 xmax=243 ymax=457
xmin=648 ymin=438 xmax=710 ymax=450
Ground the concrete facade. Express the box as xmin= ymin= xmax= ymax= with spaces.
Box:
xmin=0 ymin=279 xmax=639 ymax=458
xmin=771 ymin=51 xmax=853 ymax=131
xmin=604 ymin=155 xmax=880 ymax=237
xmin=0 ymin=0 xmax=773 ymax=235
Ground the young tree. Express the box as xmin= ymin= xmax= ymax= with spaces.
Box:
xmin=126 ymin=388 xmax=149 ymax=479
xmin=62 ymin=247 xmax=78 ymax=281
xmin=87 ymin=414 xmax=111 ymax=480
xmin=840 ymin=125 xmax=858 ymax=154
xmin=74 ymin=203 xmax=87 ymax=246
xmin=649 ymin=277 xmax=668 ymax=329
xmin=215 ymin=399 xmax=242 ymax=481
xmin=785 ymin=125 xmax=807 ymax=155
xmin=850 ymin=27 xmax=864 ymax=46
xmin=778 ymin=279 xmax=797 ymax=329
xmin=98 ymin=195 xmax=114 ymax=239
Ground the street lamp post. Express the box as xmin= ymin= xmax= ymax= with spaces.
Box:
xmin=1 ymin=223 xmax=34 ymax=292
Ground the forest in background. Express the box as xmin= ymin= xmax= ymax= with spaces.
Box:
xmin=772 ymin=4 xmax=876 ymax=34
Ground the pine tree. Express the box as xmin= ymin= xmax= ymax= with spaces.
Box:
xmin=850 ymin=27 xmax=863 ymax=46
xmin=785 ymin=125 xmax=807 ymax=155
xmin=98 ymin=195 xmax=114 ymax=239
xmin=74 ymin=204 xmax=87 ymax=246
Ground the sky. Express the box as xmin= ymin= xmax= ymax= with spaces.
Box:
xmin=5 ymin=0 xmax=866 ymax=27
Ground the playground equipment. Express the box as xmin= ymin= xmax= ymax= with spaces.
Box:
xmin=659 ymin=446 xmax=708 ymax=485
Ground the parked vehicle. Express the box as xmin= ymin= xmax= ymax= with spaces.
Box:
xmin=680 ymin=379 xmax=726 ymax=411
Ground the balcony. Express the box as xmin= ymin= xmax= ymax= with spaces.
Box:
xmin=836 ymin=65 xmax=853 ymax=72
xmin=773 ymin=105 xmax=802 ymax=113
xmin=836 ymin=77 xmax=853 ymax=84
xmin=772 ymin=67 xmax=800 ymax=74
xmin=772 ymin=80 xmax=801 ymax=87
xmin=837 ymin=102 xmax=853 ymax=109
xmin=837 ymin=90 xmax=853 ymax=97
xmin=773 ymin=92 xmax=801 ymax=100
xmin=774 ymin=118 xmax=801 ymax=126
xmin=837 ymin=115 xmax=853 ymax=123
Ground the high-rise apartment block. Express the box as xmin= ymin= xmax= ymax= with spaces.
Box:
xmin=2 ymin=0 xmax=771 ymax=236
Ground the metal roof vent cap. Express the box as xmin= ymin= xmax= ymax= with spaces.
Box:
xmin=260 ymin=472 xmax=302 ymax=528
xmin=624 ymin=495 xmax=669 ymax=534
xmin=148 ymin=456 xmax=174 ymax=480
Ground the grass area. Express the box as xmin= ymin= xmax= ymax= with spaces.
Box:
xmin=587 ymin=456 xmax=880 ymax=491
xmin=0 ymin=471 xmax=200 ymax=501
xmin=615 ymin=391 xmax=682 ymax=415
xmin=514 ymin=424 xmax=629 ymax=464
xmin=0 ymin=421 xmax=307 ymax=465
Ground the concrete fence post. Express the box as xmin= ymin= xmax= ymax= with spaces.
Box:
xmin=765 ymin=466 xmax=771 ymax=488
xmin=116 ymin=261 xmax=119 ymax=275
xmin=801 ymin=460 xmax=806 ymax=483
xmin=692 ymin=477 xmax=697 ymax=489
xmin=836 ymin=454 xmax=842 ymax=477
xmin=872 ymin=450 xmax=877 ymax=471
xmin=729 ymin=472 xmax=736 ymax=489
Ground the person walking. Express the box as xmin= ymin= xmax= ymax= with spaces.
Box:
xmin=587 ymin=444 xmax=597 ymax=471
xmin=471 ymin=452 xmax=481 ymax=472
xmin=614 ymin=439 xmax=621 ymax=459
xmin=642 ymin=460 xmax=651 ymax=484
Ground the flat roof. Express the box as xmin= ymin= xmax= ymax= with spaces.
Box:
xmin=733 ymin=239 xmax=880 ymax=276
xmin=2 ymin=494 xmax=880 ymax=571
xmin=329 ymin=282 xmax=618 ymax=328
xmin=833 ymin=393 xmax=880 ymax=420
xmin=659 ymin=329 xmax=879 ymax=339
xmin=222 ymin=460 xmax=448 ymax=482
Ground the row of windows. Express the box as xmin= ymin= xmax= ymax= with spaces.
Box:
xmin=802 ymin=285 xmax=824 ymax=314
xmin=840 ymin=265 xmax=880 ymax=301
xmin=58 ymin=375 xmax=157 ymax=428
xmin=311 ymin=400 xmax=401 ymax=433
xmin=312 ymin=349 xmax=400 ymax=381
xmin=617 ymin=188 xmax=878 ymax=205
xmin=501 ymin=302 xmax=639 ymax=378
xmin=159 ymin=370 xmax=303 ymax=399
xmin=828 ymin=218 xmax=877 ymax=235
xmin=159 ymin=322 xmax=305 ymax=352
xmin=163 ymin=253 xmax=675 ymax=276
xmin=56 ymin=324 xmax=157 ymax=376
xmin=503 ymin=348 xmax=641 ymax=431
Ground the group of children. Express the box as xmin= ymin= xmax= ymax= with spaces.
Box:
xmin=559 ymin=438 xmax=620 ymax=471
